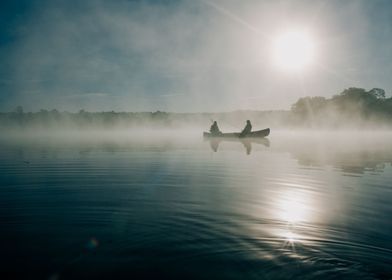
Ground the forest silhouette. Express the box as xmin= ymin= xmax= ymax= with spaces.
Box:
xmin=1 ymin=88 xmax=391 ymax=129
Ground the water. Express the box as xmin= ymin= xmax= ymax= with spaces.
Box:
xmin=1 ymin=131 xmax=391 ymax=279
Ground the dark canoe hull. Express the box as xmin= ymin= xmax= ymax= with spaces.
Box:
xmin=203 ymin=128 xmax=270 ymax=138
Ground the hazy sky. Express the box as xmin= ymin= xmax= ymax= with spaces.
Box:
xmin=1 ymin=0 xmax=392 ymax=112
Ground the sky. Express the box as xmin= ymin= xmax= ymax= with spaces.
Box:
xmin=1 ymin=0 xmax=392 ymax=112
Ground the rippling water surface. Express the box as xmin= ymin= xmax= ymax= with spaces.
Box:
xmin=1 ymin=131 xmax=392 ymax=279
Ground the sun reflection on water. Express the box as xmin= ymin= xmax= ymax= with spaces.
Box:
xmin=284 ymin=231 xmax=297 ymax=243
xmin=282 ymin=230 xmax=299 ymax=251
xmin=277 ymin=189 xmax=313 ymax=224
xmin=271 ymin=187 xmax=320 ymax=250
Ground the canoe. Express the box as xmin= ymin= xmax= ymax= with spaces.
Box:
xmin=203 ymin=128 xmax=270 ymax=138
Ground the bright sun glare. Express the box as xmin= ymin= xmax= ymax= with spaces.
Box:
xmin=272 ymin=31 xmax=315 ymax=71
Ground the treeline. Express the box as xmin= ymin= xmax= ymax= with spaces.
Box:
xmin=1 ymin=87 xmax=391 ymax=129
xmin=0 ymin=108 xmax=288 ymax=129
xmin=290 ymin=87 xmax=392 ymax=128
xmin=0 ymin=109 xmax=174 ymax=129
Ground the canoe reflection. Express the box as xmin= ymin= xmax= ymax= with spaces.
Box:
xmin=206 ymin=138 xmax=270 ymax=154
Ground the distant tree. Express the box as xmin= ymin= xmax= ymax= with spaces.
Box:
xmin=368 ymin=88 xmax=386 ymax=99
xmin=331 ymin=88 xmax=372 ymax=114
xmin=50 ymin=109 xmax=60 ymax=121
xmin=291 ymin=96 xmax=327 ymax=115
xmin=339 ymin=87 xmax=367 ymax=97
xmin=15 ymin=105 xmax=24 ymax=114
xmin=333 ymin=87 xmax=368 ymax=103
xmin=290 ymin=87 xmax=391 ymax=127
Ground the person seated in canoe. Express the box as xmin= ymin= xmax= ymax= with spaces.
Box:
xmin=240 ymin=120 xmax=252 ymax=137
xmin=209 ymin=121 xmax=222 ymax=136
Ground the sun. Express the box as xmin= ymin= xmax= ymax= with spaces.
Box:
xmin=272 ymin=30 xmax=315 ymax=71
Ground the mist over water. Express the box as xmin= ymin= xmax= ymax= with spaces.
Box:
xmin=1 ymin=130 xmax=391 ymax=279
xmin=2 ymin=0 xmax=392 ymax=278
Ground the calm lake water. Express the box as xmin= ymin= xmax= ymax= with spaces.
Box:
xmin=1 ymin=131 xmax=391 ymax=279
